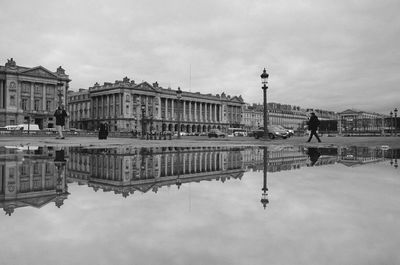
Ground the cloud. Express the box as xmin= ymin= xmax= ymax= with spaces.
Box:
xmin=0 ymin=0 xmax=399 ymax=113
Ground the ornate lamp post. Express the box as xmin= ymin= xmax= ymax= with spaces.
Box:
xmin=176 ymin=87 xmax=182 ymax=139
xmin=57 ymin=82 xmax=64 ymax=107
xmin=390 ymin=111 xmax=393 ymax=136
xmin=395 ymin=108 xmax=398 ymax=137
xmin=261 ymin=146 xmax=269 ymax=209
xmin=261 ymin=68 xmax=269 ymax=140
xmin=141 ymin=104 xmax=146 ymax=140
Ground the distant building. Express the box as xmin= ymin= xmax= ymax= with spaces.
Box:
xmin=67 ymin=89 xmax=91 ymax=130
xmin=0 ymin=58 xmax=71 ymax=128
xmin=68 ymin=78 xmax=245 ymax=132
xmin=243 ymin=102 xmax=310 ymax=131
xmin=338 ymin=109 xmax=385 ymax=135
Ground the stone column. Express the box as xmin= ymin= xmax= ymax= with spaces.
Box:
xmin=30 ymin=82 xmax=34 ymax=111
xmin=171 ymin=98 xmax=175 ymax=120
xmin=188 ymin=101 xmax=192 ymax=122
xmin=182 ymin=100 xmax=186 ymax=122
xmin=194 ymin=101 xmax=197 ymax=122
xmin=214 ymin=104 xmax=217 ymax=122
xmin=199 ymin=102 xmax=203 ymax=122
xmin=42 ymin=84 xmax=46 ymax=111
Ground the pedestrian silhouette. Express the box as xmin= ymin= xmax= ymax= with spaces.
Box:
xmin=307 ymin=112 xmax=321 ymax=143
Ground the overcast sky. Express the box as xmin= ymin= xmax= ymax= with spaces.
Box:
xmin=1 ymin=0 xmax=399 ymax=113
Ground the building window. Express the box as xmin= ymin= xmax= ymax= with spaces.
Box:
xmin=34 ymin=84 xmax=42 ymax=95
xmin=22 ymin=98 xmax=28 ymax=110
xmin=34 ymin=99 xmax=41 ymax=111
xmin=10 ymin=95 xmax=15 ymax=106
xmin=46 ymin=100 xmax=52 ymax=111
xmin=22 ymin=83 xmax=30 ymax=93
xmin=46 ymin=85 xmax=55 ymax=96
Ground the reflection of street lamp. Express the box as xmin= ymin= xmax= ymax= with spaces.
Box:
xmin=395 ymin=108 xmax=398 ymax=137
xmin=141 ymin=104 xmax=146 ymax=140
xmin=390 ymin=111 xmax=393 ymax=136
xmin=176 ymin=87 xmax=182 ymax=139
xmin=261 ymin=147 xmax=269 ymax=209
xmin=261 ymin=68 xmax=269 ymax=140
xmin=176 ymin=148 xmax=182 ymax=189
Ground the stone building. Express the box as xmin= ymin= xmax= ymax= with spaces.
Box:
xmin=0 ymin=58 xmax=71 ymax=128
xmin=338 ymin=109 xmax=385 ymax=135
xmin=68 ymin=89 xmax=90 ymax=130
xmin=68 ymin=77 xmax=245 ymax=133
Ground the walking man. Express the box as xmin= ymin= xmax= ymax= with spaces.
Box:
xmin=54 ymin=105 xmax=68 ymax=139
xmin=307 ymin=112 xmax=321 ymax=143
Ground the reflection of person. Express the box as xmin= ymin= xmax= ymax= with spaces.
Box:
xmin=98 ymin=122 xmax=109 ymax=140
xmin=54 ymin=106 xmax=68 ymax=139
xmin=307 ymin=147 xmax=321 ymax=166
xmin=307 ymin=112 xmax=321 ymax=143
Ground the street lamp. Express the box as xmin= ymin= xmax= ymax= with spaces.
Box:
xmin=57 ymin=82 xmax=64 ymax=107
xmin=260 ymin=68 xmax=269 ymax=140
xmin=176 ymin=87 xmax=182 ymax=139
xmin=394 ymin=108 xmax=398 ymax=137
xmin=390 ymin=111 xmax=393 ymax=136
xmin=141 ymin=104 xmax=146 ymax=140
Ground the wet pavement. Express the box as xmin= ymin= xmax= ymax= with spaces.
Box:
xmin=0 ymin=143 xmax=399 ymax=265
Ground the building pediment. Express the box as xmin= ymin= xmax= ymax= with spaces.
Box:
xmin=20 ymin=194 xmax=58 ymax=208
xmin=340 ymin=109 xmax=361 ymax=115
xmin=135 ymin=82 xmax=158 ymax=92
xmin=20 ymin=66 xmax=59 ymax=79
xmin=229 ymin=96 xmax=244 ymax=103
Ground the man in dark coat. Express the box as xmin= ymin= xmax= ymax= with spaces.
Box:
xmin=307 ymin=112 xmax=321 ymax=142
xmin=54 ymin=105 xmax=68 ymax=139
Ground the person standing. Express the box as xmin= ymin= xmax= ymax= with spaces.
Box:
xmin=54 ymin=105 xmax=68 ymax=139
xmin=307 ymin=112 xmax=321 ymax=143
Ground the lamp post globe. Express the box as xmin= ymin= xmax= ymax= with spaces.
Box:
xmin=260 ymin=68 xmax=269 ymax=140
xmin=176 ymin=87 xmax=182 ymax=139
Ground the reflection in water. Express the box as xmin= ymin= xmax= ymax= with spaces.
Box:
xmin=0 ymin=146 xmax=69 ymax=216
xmin=306 ymin=147 xmax=321 ymax=166
xmin=0 ymin=145 xmax=399 ymax=215
xmin=261 ymin=147 xmax=268 ymax=209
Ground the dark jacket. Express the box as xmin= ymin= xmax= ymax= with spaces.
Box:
xmin=54 ymin=109 xmax=68 ymax=126
xmin=308 ymin=115 xmax=320 ymax=131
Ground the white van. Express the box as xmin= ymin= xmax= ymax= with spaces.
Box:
xmin=6 ymin=124 xmax=40 ymax=131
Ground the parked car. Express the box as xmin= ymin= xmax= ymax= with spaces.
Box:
xmin=253 ymin=125 xmax=289 ymax=139
xmin=276 ymin=125 xmax=294 ymax=137
xmin=208 ymin=129 xmax=226 ymax=138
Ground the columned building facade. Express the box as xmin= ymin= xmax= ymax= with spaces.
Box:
xmin=0 ymin=58 xmax=71 ymax=128
xmin=69 ymin=77 xmax=245 ymax=132
xmin=67 ymin=89 xmax=90 ymax=130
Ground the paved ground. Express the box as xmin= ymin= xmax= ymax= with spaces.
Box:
xmin=0 ymin=134 xmax=399 ymax=149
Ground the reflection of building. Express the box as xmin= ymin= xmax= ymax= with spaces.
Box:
xmin=0 ymin=146 xmax=69 ymax=216
xmin=242 ymin=146 xmax=338 ymax=172
xmin=337 ymin=146 xmax=386 ymax=167
xmin=68 ymin=79 xmax=245 ymax=133
xmin=0 ymin=58 xmax=71 ymax=128
xmin=67 ymin=146 xmax=245 ymax=197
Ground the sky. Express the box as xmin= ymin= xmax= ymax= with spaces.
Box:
xmin=0 ymin=0 xmax=399 ymax=114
